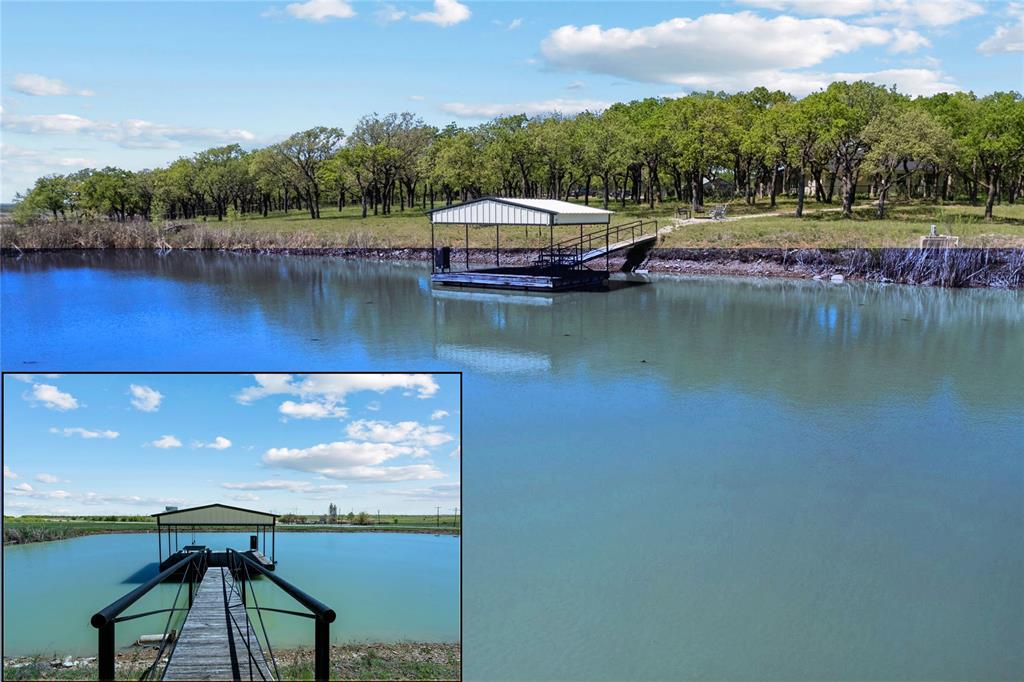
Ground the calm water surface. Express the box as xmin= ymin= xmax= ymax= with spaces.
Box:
xmin=2 ymin=532 xmax=460 ymax=656
xmin=3 ymin=252 xmax=1023 ymax=680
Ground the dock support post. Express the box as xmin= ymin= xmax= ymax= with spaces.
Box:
xmin=98 ymin=622 xmax=115 ymax=681
xmin=315 ymin=616 xmax=330 ymax=681
xmin=465 ymin=224 xmax=469 ymax=271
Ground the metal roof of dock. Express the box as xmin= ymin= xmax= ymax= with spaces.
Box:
xmin=152 ymin=503 xmax=278 ymax=526
xmin=429 ymin=197 xmax=613 ymax=226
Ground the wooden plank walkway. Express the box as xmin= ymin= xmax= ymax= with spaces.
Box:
xmin=162 ymin=567 xmax=274 ymax=681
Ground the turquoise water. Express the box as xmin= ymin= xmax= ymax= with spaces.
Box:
xmin=2 ymin=532 xmax=460 ymax=656
xmin=2 ymin=253 xmax=1022 ymax=679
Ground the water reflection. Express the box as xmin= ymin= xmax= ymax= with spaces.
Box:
xmin=4 ymin=251 xmax=1019 ymax=407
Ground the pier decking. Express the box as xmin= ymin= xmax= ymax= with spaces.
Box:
xmin=162 ymin=567 xmax=274 ymax=681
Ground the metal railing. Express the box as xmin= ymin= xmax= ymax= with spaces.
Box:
xmin=227 ymin=549 xmax=337 ymax=682
xmin=91 ymin=549 xmax=209 ymax=681
xmin=535 ymin=219 xmax=658 ymax=269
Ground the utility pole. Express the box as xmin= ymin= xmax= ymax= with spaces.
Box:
xmin=377 ymin=509 xmax=380 ymax=526
xmin=436 ymin=506 xmax=441 ymax=527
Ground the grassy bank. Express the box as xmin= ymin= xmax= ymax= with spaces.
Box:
xmin=2 ymin=642 xmax=460 ymax=681
xmin=3 ymin=517 xmax=460 ymax=545
xmin=3 ymin=199 xmax=1023 ymax=251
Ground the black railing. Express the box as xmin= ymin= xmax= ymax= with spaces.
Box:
xmin=227 ymin=549 xmax=336 ymax=682
xmin=91 ymin=549 xmax=209 ymax=681
xmin=535 ymin=219 xmax=658 ymax=269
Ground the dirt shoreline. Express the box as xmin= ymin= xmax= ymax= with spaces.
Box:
xmin=7 ymin=245 xmax=1020 ymax=288
xmin=2 ymin=642 xmax=460 ymax=680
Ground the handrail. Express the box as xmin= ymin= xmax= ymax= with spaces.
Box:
xmin=91 ymin=552 xmax=198 ymax=628
xmin=91 ymin=549 xmax=207 ymax=681
xmin=228 ymin=549 xmax=336 ymax=622
xmin=537 ymin=219 xmax=657 ymax=270
xmin=227 ymin=548 xmax=335 ymax=681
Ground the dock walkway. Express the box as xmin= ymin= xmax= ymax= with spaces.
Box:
xmin=162 ymin=567 xmax=274 ymax=681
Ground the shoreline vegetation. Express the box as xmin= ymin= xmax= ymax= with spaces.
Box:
xmin=2 ymin=199 xmax=1022 ymax=288
xmin=3 ymin=516 xmax=460 ymax=545
xmin=2 ymin=642 xmax=460 ymax=681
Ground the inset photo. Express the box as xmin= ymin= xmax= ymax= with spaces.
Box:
xmin=2 ymin=372 xmax=461 ymax=681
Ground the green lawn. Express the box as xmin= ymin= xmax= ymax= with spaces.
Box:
xmin=3 ymin=516 xmax=459 ymax=544
xmin=196 ymin=198 xmax=1024 ymax=249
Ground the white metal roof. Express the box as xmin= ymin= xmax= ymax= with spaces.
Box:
xmin=429 ymin=197 xmax=613 ymax=226
xmin=152 ymin=503 xmax=277 ymax=525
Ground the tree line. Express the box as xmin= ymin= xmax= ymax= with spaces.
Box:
xmin=13 ymin=81 xmax=1024 ymax=225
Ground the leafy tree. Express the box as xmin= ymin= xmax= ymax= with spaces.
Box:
xmin=276 ymin=126 xmax=344 ymax=218
xmin=818 ymin=81 xmax=897 ymax=217
xmin=964 ymin=92 xmax=1024 ymax=219
xmin=864 ymin=103 xmax=949 ymax=218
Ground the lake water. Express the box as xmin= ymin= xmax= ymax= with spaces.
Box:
xmin=3 ymin=252 xmax=1023 ymax=680
xmin=2 ymin=532 xmax=460 ymax=656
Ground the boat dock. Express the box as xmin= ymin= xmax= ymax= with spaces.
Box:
xmin=429 ymin=197 xmax=657 ymax=291
xmin=162 ymin=567 xmax=274 ymax=680
xmin=91 ymin=503 xmax=336 ymax=681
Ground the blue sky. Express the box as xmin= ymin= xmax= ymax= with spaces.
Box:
xmin=2 ymin=373 xmax=461 ymax=516
xmin=1 ymin=0 xmax=1022 ymax=200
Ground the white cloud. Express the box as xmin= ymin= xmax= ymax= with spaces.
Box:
xmin=222 ymin=480 xmax=347 ymax=493
xmin=35 ymin=473 xmax=60 ymax=483
xmin=367 ymin=400 xmax=382 ymax=411
xmin=376 ymin=4 xmax=407 ymax=22
xmin=887 ymin=28 xmax=931 ymax=53
xmin=4 ymin=465 xmax=17 ymax=479
xmin=227 ymin=492 xmax=261 ymax=501
xmin=6 ymin=486 xmax=73 ymax=499
xmin=286 ymin=0 xmax=356 ymax=21
xmin=1 ymin=114 xmax=256 ymax=150
xmin=81 ymin=492 xmax=185 ymax=506
xmin=8 ymin=374 xmax=62 ymax=382
xmin=346 ymin=419 xmax=454 ymax=450
xmin=431 ymin=410 xmax=449 ymax=420
xmin=28 ymin=383 xmax=80 ymax=411
xmin=238 ymin=374 xmax=440 ymax=420
xmin=279 ymin=400 xmax=348 ymax=420
xmin=239 ymin=374 xmax=440 ymax=403
xmin=381 ymin=482 xmax=461 ymax=500
xmin=263 ymin=441 xmax=445 ymax=481
xmin=11 ymin=73 xmax=94 ymax=97
xmin=978 ymin=5 xmax=1024 ymax=54
xmin=565 ymin=80 xmax=585 ymax=90
xmin=411 ymin=0 xmax=470 ymax=27
xmin=441 ymin=98 xmax=612 ymax=118
xmin=50 ymin=427 xmax=119 ymax=439
xmin=407 ymin=95 xmax=425 ymax=102
xmin=0 ymin=144 xmax=94 ymax=171
xmin=151 ymin=435 xmax=182 ymax=449
xmin=129 ymin=384 xmax=163 ymax=412
xmin=197 ymin=436 xmax=233 ymax=450
xmin=738 ymin=0 xmax=984 ymax=27
xmin=539 ymin=13 xmax=916 ymax=91
xmin=507 ymin=17 xmax=523 ymax=30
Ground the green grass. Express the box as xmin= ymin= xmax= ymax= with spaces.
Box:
xmin=192 ymin=198 xmax=1024 ymax=250
xmin=658 ymin=200 xmax=1024 ymax=249
xmin=3 ymin=516 xmax=459 ymax=545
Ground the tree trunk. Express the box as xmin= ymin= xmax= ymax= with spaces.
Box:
xmin=984 ymin=168 xmax=999 ymax=220
xmin=796 ymin=166 xmax=805 ymax=217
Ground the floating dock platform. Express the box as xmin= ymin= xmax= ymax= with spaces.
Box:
xmin=432 ymin=265 xmax=608 ymax=291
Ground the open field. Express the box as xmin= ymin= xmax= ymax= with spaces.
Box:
xmin=4 ymin=198 xmax=1022 ymax=251
xmin=3 ymin=516 xmax=460 ymax=544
